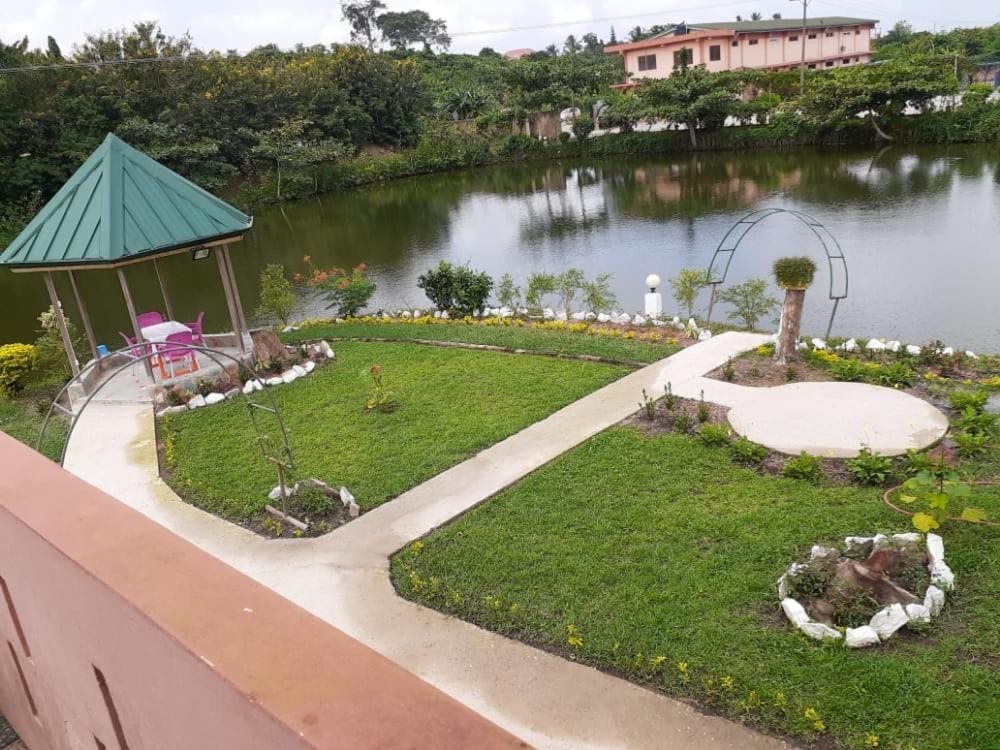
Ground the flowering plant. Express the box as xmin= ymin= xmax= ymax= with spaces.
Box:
xmin=298 ymin=256 xmax=375 ymax=317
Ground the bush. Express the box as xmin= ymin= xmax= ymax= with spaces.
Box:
xmin=716 ymin=278 xmax=778 ymax=330
xmin=954 ymin=431 xmax=988 ymax=458
xmin=304 ymin=260 xmax=376 ymax=317
xmin=668 ymin=268 xmax=708 ymax=319
xmin=872 ymin=362 xmax=916 ymax=388
xmin=949 ymin=388 xmax=989 ymax=414
xmin=846 ymin=447 xmax=894 ymax=486
xmin=953 ymin=407 xmax=998 ymax=438
xmin=571 ymin=115 xmax=595 ymax=141
xmin=0 ymin=343 xmax=37 ymax=395
xmin=730 ymin=435 xmax=768 ymax=464
xmin=31 ymin=307 xmax=85 ymax=385
xmin=781 ymin=451 xmax=824 ymax=484
xmin=698 ymin=424 xmax=731 ymax=447
xmin=773 ymin=257 xmax=817 ymax=290
xmin=256 ymin=264 xmax=298 ymax=325
xmin=417 ymin=261 xmax=493 ymax=316
xmin=497 ymin=273 xmax=521 ymax=310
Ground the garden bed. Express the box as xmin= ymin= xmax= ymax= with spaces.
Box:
xmin=393 ymin=425 xmax=1000 ymax=750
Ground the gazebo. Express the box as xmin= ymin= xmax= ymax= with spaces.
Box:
xmin=0 ymin=133 xmax=254 ymax=383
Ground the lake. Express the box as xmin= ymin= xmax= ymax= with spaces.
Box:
xmin=3 ymin=144 xmax=999 ymax=351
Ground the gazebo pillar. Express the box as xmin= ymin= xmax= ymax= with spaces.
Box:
xmin=67 ymin=271 xmax=99 ymax=363
xmin=116 ymin=268 xmax=156 ymax=381
xmin=152 ymin=258 xmax=175 ymax=320
xmin=215 ymin=248 xmax=246 ymax=354
xmin=221 ymin=245 xmax=249 ymax=337
xmin=42 ymin=273 xmax=80 ymax=377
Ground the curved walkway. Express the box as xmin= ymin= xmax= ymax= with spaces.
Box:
xmin=64 ymin=332 xmax=789 ymax=750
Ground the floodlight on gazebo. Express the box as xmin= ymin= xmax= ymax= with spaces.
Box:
xmin=0 ymin=133 xmax=255 ymax=381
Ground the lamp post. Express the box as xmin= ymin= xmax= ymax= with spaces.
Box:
xmin=644 ymin=273 xmax=663 ymax=318
xmin=791 ymin=0 xmax=810 ymax=96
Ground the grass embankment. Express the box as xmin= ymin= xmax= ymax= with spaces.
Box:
xmin=281 ymin=318 xmax=681 ymax=364
xmin=0 ymin=394 xmax=67 ymax=462
xmin=394 ymin=429 xmax=1000 ymax=750
xmin=164 ymin=340 xmax=629 ymax=519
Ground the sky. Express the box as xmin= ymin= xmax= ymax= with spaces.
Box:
xmin=2 ymin=1 xmax=997 ymax=57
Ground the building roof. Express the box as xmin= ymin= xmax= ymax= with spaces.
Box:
xmin=653 ymin=17 xmax=877 ymax=37
xmin=503 ymin=48 xmax=535 ymax=59
xmin=0 ymin=133 xmax=252 ymax=271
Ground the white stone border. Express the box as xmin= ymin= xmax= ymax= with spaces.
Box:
xmin=777 ymin=532 xmax=954 ymax=648
xmin=157 ymin=341 xmax=335 ymax=416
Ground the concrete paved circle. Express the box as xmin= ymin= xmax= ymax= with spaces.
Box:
xmin=727 ymin=381 xmax=949 ymax=457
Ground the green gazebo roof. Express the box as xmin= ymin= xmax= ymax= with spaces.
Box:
xmin=0 ymin=133 xmax=252 ymax=271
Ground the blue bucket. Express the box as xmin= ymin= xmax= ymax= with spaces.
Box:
xmin=97 ymin=344 xmax=109 ymax=357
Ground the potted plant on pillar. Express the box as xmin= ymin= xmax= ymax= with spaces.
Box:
xmin=773 ymin=256 xmax=817 ymax=365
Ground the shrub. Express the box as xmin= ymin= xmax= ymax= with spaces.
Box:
xmin=304 ymin=259 xmax=376 ymax=317
xmin=571 ymin=115 xmax=595 ymax=141
xmin=953 ymin=406 xmax=998 ymax=437
xmin=698 ymin=424 xmax=731 ymax=447
xmin=365 ymin=363 xmax=398 ymax=412
xmin=672 ymin=409 xmax=694 ymax=434
xmin=639 ymin=389 xmax=656 ymax=420
xmin=772 ymin=257 xmax=817 ymax=289
xmin=0 ymin=343 xmax=37 ymax=395
xmin=954 ymin=432 xmax=988 ymax=458
xmin=525 ymin=272 xmax=557 ymax=310
xmin=580 ymin=273 xmax=617 ymax=313
xmin=949 ymin=388 xmax=989 ymax=414
xmin=782 ymin=452 xmax=824 ymax=484
xmin=785 ymin=366 xmax=799 ymax=382
xmin=829 ymin=358 xmax=871 ymax=383
xmin=873 ymin=362 xmax=916 ymax=388
xmin=256 ymin=264 xmax=298 ymax=325
xmin=722 ymin=358 xmax=735 ymax=382
xmin=847 ymin=447 xmax=894 ymax=486
xmin=903 ymin=449 xmax=933 ymax=477
xmin=417 ymin=261 xmax=493 ymax=316
xmin=730 ymin=435 xmax=768 ymax=464
xmin=497 ymin=273 xmax=521 ymax=310
xmin=716 ymin=278 xmax=778 ymax=330
xmin=668 ymin=268 xmax=708 ymax=319
xmin=33 ymin=306 xmax=85 ymax=384
xmin=696 ymin=396 xmax=710 ymax=423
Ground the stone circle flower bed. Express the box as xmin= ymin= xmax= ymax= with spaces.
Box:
xmin=778 ymin=532 xmax=954 ymax=648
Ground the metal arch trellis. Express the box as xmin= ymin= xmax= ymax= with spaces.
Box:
xmin=704 ymin=208 xmax=849 ymax=339
xmin=37 ymin=344 xmax=294 ymax=481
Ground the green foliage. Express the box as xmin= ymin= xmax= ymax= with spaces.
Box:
xmin=785 ymin=560 xmax=834 ymax=601
xmin=698 ymin=423 xmax=731 ymax=447
xmin=571 ymin=114 xmax=595 ymax=141
xmin=32 ymin=307 xmax=85 ymax=385
xmin=772 ymin=257 xmax=817 ymax=290
xmin=416 ymin=261 xmax=493 ymax=315
xmin=672 ymin=409 xmax=694 ymax=435
xmin=580 ymin=273 xmax=617 ymax=313
xmin=785 ymin=366 xmax=799 ymax=382
xmin=525 ymin=269 xmax=616 ymax=314
xmin=497 ymin=273 xmax=521 ymax=310
xmin=696 ymin=396 xmax=710 ymax=423
xmin=305 ymin=261 xmax=376 ymax=317
xmin=955 ymin=432 xmax=989 ymax=459
xmin=846 ymin=447 xmax=894 ymax=486
xmin=0 ymin=344 xmax=37 ymax=396
xmin=781 ymin=452 xmax=824 ymax=484
xmin=256 ymin=264 xmax=298 ymax=325
xmin=954 ymin=407 xmax=998 ymax=438
xmin=639 ymin=389 xmax=656 ymax=421
xmin=636 ymin=66 xmax=742 ymax=146
xmin=950 ymin=388 xmax=990 ymax=414
xmin=716 ymin=278 xmax=778 ymax=330
xmin=364 ymin=363 xmax=398 ymax=412
xmin=730 ymin=435 xmax=768 ymax=464
xmin=721 ymin=358 xmax=735 ymax=382
xmin=898 ymin=456 xmax=986 ymax=531
xmin=668 ymin=268 xmax=708 ymax=319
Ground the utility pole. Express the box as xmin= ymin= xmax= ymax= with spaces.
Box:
xmin=791 ymin=0 xmax=810 ymax=95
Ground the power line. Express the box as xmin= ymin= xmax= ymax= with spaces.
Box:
xmin=0 ymin=54 xmax=206 ymax=73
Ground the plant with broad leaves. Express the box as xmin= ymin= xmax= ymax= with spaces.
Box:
xmin=898 ymin=453 xmax=986 ymax=531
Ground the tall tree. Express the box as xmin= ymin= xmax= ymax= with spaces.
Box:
xmin=581 ymin=33 xmax=604 ymax=55
xmin=45 ymin=36 xmax=62 ymax=59
xmin=751 ymin=12 xmax=763 ymax=21
xmin=341 ymin=0 xmax=386 ymax=50
xmin=376 ymin=10 xmax=450 ymax=52
xmin=563 ymin=35 xmax=581 ymax=56
xmin=609 ymin=26 xmax=618 ymax=45
xmin=637 ymin=66 xmax=741 ymax=147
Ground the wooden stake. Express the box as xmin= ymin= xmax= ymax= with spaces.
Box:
xmin=67 ymin=271 xmax=98 ymax=362
xmin=117 ymin=268 xmax=155 ymax=381
xmin=43 ymin=273 xmax=80 ymax=377
xmin=152 ymin=258 xmax=175 ymax=321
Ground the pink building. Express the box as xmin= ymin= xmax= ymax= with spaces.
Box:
xmin=605 ymin=17 xmax=877 ymax=87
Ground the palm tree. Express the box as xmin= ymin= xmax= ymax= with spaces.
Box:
xmin=751 ymin=12 xmax=763 ymax=21
xmin=773 ymin=257 xmax=817 ymax=365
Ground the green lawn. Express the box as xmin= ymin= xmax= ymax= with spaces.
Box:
xmin=164 ymin=341 xmax=629 ymax=519
xmin=394 ymin=428 xmax=1000 ymax=750
xmin=0 ymin=394 xmax=66 ymax=461
xmin=281 ymin=320 xmax=680 ymax=363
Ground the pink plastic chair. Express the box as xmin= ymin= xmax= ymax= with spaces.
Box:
xmin=136 ymin=311 xmax=164 ymax=328
xmin=186 ymin=311 xmax=205 ymax=345
xmin=120 ymin=331 xmax=159 ymax=365
xmin=157 ymin=331 xmax=200 ymax=379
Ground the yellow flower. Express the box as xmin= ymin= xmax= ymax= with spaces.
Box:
xmin=410 ymin=540 xmax=425 ymax=553
xmin=720 ymin=675 xmax=734 ymax=690
xmin=864 ymin=733 xmax=879 ymax=747
xmin=649 ymin=655 xmax=666 ymax=668
xmin=567 ymin=635 xmax=583 ymax=648
xmin=773 ymin=691 xmax=786 ymax=707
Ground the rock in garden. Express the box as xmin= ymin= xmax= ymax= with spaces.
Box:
xmin=556 ymin=310 xmax=568 ymax=321
xmin=401 ymin=310 xmax=411 ymax=318
xmin=187 ymin=395 xmax=206 ymax=409
xmin=841 ymin=338 xmax=859 ymax=352
xmin=781 ymin=597 xmax=810 ymax=626
xmin=162 ymin=405 xmax=187 ymax=415
xmin=265 ymin=376 xmax=283 ymax=387
xmin=811 ymin=338 xmax=827 ymax=349
xmin=433 ymin=310 xmax=442 ymax=318
xmin=339 ymin=486 xmax=355 ymax=507
xmin=268 ymin=484 xmax=297 ymax=501
xmin=698 ymin=329 xmax=713 ymax=341
xmin=242 ymin=380 xmax=255 ymax=395
xmin=942 ymin=346 xmax=954 ymax=356
xmin=205 ymin=393 xmax=225 ymax=405
xmin=965 ymin=350 xmax=978 ymax=359
xmin=798 ymin=620 xmax=842 ymax=641
xmin=543 ymin=307 xmax=555 ymax=320
xmin=844 ymin=536 xmax=874 ymax=555
xmin=870 ymin=603 xmax=909 ymax=639
xmin=500 ymin=307 xmax=513 ymax=318
xmin=292 ymin=364 xmax=307 ymax=377
xmin=923 ymin=585 xmax=946 ymax=616
xmin=865 ymin=338 xmax=885 ymax=351
xmin=810 ymin=545 xmax=838 ymax=560
xmin=597 ymin=313 xmax=611 ymax=323
xmin=872 ymin=533 xmax=890 ymax=550
xmin=886 ymin=340 xmax=902 ymax=352
xmin=926 ymin=533 xmax=945 ymax=565
xmin=223 ymin=388 xmax=240 ymax=400
xmin=633 ymin=315 xmax=646 ymax=325
xmin=905 ymin=603 xmax=931 ymax=623
xmin=930 ymin=560 xmax=955 ymax=590
xmin=891 ymin=532 xmax=921 ymax=548
xmin=905 ymin=344 xmax=921 ymax=356
xmin=441 ymin=310 xmax=450 ymax=319
xmin=845 ymin=626 xmax=880 ymax=648
xmin=303 ymin=360 xmax=316 ymax=373
xmin=616 ymin=312 xmax=632 ymax=325
xmin=281 ymin=370 xmax=299 ymax=384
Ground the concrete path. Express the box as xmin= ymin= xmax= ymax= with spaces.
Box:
xmin=65 ymin=332 xmax=789 ymax=750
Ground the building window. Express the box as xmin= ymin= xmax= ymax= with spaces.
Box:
xmin=854 ymin=56 xmax=859 ymax=62
xmin=808 ymin=33 xmax=817 ymax=39
xmin=709 ymin=44 xmax=721 ymax=61
xmin=808 ymin=63 xmax=817 ymax=69
xmin=731 ymin=40 xmax=738 ymax=46
xmin=825 ymin=32 xmax=834 ymax=38
xmin=748 ymin=38 xmax=759 ymax=46
xmin=825 ymin=61 xmax=834 ymax=67
xmin=672 ymin=48 xmax=693 ymax=67
xmin=843 ymin=58 xmax=850 ymax=64
xmin=637 ymin=54 xmax=656 ymax=71
xmin=855 ymin=29 xmax=862 ymax=35
xmin=843 ymin=31 xmax=851 ymax=36
xmin=789 ymin=35 xmax=799 ymax=42
xmin=769 ymin=37 xmax=779 ymax=43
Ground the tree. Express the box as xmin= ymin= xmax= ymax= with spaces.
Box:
xmin=717 ymin=278 xmax=779 ymax=330
xmin=244 ymin=120 xmax=347 ymax=199
xmin=45 ymin=36 xmax=62 ymax=59
xmin=256 ymin=264 xmax=298 ymax=325
xmin=376 ymin=10 xmax=451 ymax=52
xmin=609 ymin=26 xmax=618 ymax=45
xmin=629 ymin=26 xmax=646 ymax=42
xmin=637 ymin=66 xmax=741 ymax=147
xmin=581 ymin=33 xmax=604 ymax=56
xmin=772 ymin=257 xmax=817 ymax=365
xmin=751 ymin=12 xmax=763 ymax=21
xmin=795 ymin=54 xmax=958 ymax=140
xmin=882 ymin=21 xmax=915 ymax=47
xmin=772 ymin=13 xmax=782 ymax=20
xmin=668 ymin=268 xmax=709 ymax=319
xmin=479 ymin=47 xmax=501 ymax=57
xmin=563 ymin=35 xmax=581 ymax=56
xmin=341 ymin=0 xmax=386 ymax=50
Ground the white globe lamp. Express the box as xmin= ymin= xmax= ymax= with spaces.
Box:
xmin=644 ymin=274 xmax=663 ymax=318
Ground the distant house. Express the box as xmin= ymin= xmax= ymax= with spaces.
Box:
xmin=503 ymin=48 xmax=535 ymax=60
xmin=604 ymin=17 xmax=878 ymax=88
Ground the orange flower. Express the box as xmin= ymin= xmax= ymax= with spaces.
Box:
xmin=355 ymin=262 xmax=368 ymax=273
xmin=293 ymin=272 xmax=303 ymax=282
xmin=303 ymin=254 xmax=312 ymax=264
xmin=337 ymin=278 xmax=351 ymax=289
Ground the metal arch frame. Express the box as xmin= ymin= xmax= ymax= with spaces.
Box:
xmin=704 ymin=208 xmax=849 ymax=339
xmin=37 ymin=344 xmax=294 ymax=472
